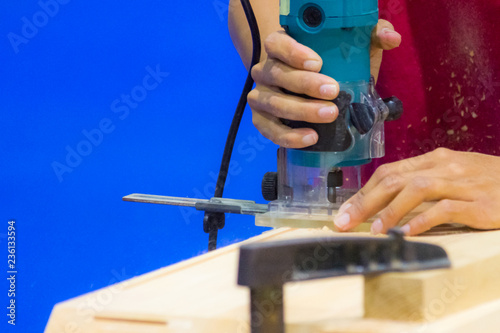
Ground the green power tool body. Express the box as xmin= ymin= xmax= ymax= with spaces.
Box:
xmin=257 ymin=0 xmax=403 ymax=228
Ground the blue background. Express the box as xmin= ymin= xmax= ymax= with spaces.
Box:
xmin=0 ymin=1 xmax=275 ymax=331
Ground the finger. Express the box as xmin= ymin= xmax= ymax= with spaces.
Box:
xmin=334 ymin=171 xmax=405 ymax=231
xmin=336 ymin=160 xmax=429 ymax=223
xmin=251 ymin=59 xmax=339 ymax=100
xmin=370 ymin=19 xmax=402 ymax=51
xmin=400 ymin=200 xmax=479 ymax=236
xmin=371 ymin=177 xmax=477 ymax=235
xmin=358 ymin=152 xmax=438 ymax=195
xmin=337 ymin=161 xmax=482 ymax=232
xmin=265 ymin=31 xmax=323 ymax=72
xmin=247 ymin=86 xmax=338 ymax=123
xmin=252 ymin=109 xmax=318 ymax=148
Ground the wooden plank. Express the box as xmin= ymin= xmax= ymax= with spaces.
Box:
xmin=364 ymin=230 xmax=500 ymax=322
xmin=45 ymin=228 xmax=295 ymax=333
xmin=45 ymin=227 xmax=500 ymax=333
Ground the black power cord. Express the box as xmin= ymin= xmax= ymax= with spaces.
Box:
xmin=203 ymin=0 xmax=262 ymax=251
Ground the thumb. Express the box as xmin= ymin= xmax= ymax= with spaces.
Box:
xmin=371 ymin=19 xmax=402 ymax=50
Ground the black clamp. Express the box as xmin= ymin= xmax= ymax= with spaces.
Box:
xmin=237 ymin=229 xmax=450 ymax=333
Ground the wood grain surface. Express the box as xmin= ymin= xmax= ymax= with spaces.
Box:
xmin=45 ymin=226 xmax=500 ymax=333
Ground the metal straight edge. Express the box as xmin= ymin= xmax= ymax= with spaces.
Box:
xmin=123 ymin=193 xmax=209 ymax=207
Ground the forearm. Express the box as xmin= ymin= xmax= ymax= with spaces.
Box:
xmin=228 ymin=0 xmax=282 ymax=69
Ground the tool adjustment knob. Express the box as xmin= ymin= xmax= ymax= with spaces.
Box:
xmin=350 ymin=103 xmax=375 ymax=135
xmin=383 ymin=96 xmax=404 ymax=121
xmin=261 ymin=172 xmax=278 ymax=201
xmin=302 ymin=6 xmax=323 ymax=28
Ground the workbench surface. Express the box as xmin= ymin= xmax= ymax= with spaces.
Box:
xmin=45 ymin=227 xmax=500 ymax=333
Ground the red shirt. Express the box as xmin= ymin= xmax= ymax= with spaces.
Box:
xmin=370 ymin=0 xmax=500 ymax=174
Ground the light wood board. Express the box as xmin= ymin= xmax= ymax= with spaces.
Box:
xmin=45 ymin=227 xmax=500 ymax=333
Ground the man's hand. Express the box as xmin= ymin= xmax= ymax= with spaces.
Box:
xmin=334 ymin=148 xmax=500 ymax=235
xmin=248 ymin=20 xmax=401 ymax=148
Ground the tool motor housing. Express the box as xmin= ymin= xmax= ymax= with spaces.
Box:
xmin=257 ymin=0 xmax=402 ymax=227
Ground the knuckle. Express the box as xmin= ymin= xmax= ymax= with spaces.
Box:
xmin=277 ymin=134 xmax=293 ymax=148
xmin=412 ymin=214 xmax=431 ymax=232
xmin=410 ymin=176 xmax=433 ymax=191
xmin=250 ymin=64 xmax=263 ymax=82
xmin=433 ymin=147 xmax=451 ymax=160
xmin=288 ymin=72 xmax=313 ymax=94
xmin=447 ymin=162 xmax=465 ymax=176
xmin=288 ymin=103 xmax=310 ymax=121
xmin=374 ymin=164 xmax=393 ymax=180
xmin=379 ymin=19 xmax=395 ymax=31
xmin=437 ymin=199 xmax=456 ymax=214
xmin=381 ymin=175 xmax=403 ymax=192
xmin=301 ymin=75 xmax=319 ymax=95
xmin=267 ymin=94 xmax=283 ymax=116
xmin=349 ymin=192 xmax=368 ymax=219
xmin=253 ymin=117 xmax=277 ymax=144
xmin=304 ymin=103 xmax=323 ymax=122
xmin=267 ymin=62 xmax=284 ymax=85
xmin=288 ymin=46 xmax=304 ymax=64
xmin=247 ymin=89 xmax=259 ymax=107
xmin=263 ymin=34 xmax=277 ymax=53
xmin=398 ymin=158 xmax=416 ymax=173
xmin=381 ymin=205 xmax=398 ymax=222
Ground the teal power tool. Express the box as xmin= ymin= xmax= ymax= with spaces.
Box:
xmin=256 ymin=0 xmax=403 ymax=228
xmin=123 ymin=0 xmax=403 ymax=249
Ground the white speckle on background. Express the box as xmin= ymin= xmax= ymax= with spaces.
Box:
xmin=447 ymin=129 xmax=454 ymax=135
xmin=461 ymin=125 xmax=468 ymax=131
